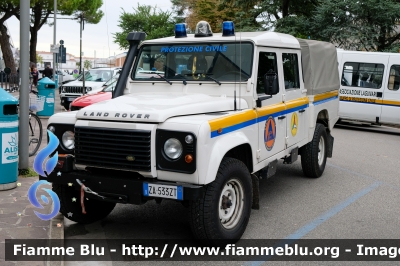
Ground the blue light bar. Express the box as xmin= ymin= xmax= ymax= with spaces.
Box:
xmin=222 ymin=21 xmax=235 ymax=36
xmin=175 ymin=23 xmax=187 ymax=38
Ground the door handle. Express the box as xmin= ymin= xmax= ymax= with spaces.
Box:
xmin=278 ymin=116 xmax=286 ymax=120
xmin=299 ymin=109 xmax=306 ymax=113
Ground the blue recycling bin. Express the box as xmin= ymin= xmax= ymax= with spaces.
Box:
xmin=0 ymin=88 xmax=18 ymax=190
xmin=37 ymin=77 xmax=55 ymax=117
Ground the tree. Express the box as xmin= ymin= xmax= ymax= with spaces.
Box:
xmin=0 ymin=2 xmax=19 ymax=73
xmin=172 ymin=0 xmax=261 ymax=32
xmin=0 ymin=0 xmax=103 ymax=64
xmin=113 ymin=4 xmax=175 ymax=50
xmin=83 ymin=59 xmax=92 ymax=70
xmin=36 ymin=53 xmax=43 ymax=65
xmin=276 ymin=0 xmax=400 ymax=52
xmin=219 ymin=0 xmax=318 ymax=30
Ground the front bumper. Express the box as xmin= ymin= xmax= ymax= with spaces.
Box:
xmin=40 ymin=169 xmax=204 ymax=204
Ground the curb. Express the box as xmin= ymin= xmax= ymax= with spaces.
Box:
xmin=47 ymin=213 xmax=64 ymax=266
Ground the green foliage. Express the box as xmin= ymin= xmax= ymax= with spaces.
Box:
xmin=276 ymin=0 xmax=400 ymax=52
xmin=36 ymin=53 xmax=43 ymax=64
xmin=172 ymin=0 xmax=262 ymax=32
xmin=83 ymin=60 xmax=92 ymax=70
xmin=19 ymin=168 xmax=38 ymax=177
xmin=113 ymin=4 xmax=175 ymax=50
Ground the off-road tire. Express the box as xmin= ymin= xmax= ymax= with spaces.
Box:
xmin=189 ymin=157 xmax=252 ymax=245
xmin=301 ymin=123 xmax=328 ymax=178
xmin=52 ymin=184 xmax=116 ymax=224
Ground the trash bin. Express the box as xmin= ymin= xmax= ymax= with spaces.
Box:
xmin=37 ymin=77 xmax=55 ymax=117
xmin=0 ymin=88 xmax=18 ymax=190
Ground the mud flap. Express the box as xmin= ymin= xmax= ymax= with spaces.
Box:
xmin=251 ymin=174 xmax=259 ymax=210
xmin=327 ymin=133 xmax=334 ymax=158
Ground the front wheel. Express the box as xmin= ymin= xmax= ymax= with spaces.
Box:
xmin=189 ymin=157 xmax=252 ymax=244
xmin=301 ymin=123 xmax=328 ymax=178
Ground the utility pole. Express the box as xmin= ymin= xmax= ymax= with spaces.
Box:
xmin=52 ymin=0 xmax=57 ymax=80
xmin=19 ymin=0 xmax=30 ymax=170
xmin=79 ymin=14 xmax=83 ymax=74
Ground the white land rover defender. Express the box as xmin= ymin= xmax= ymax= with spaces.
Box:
xmin=42 ymin=21 xmax=339 ymax=243
xmin=59 ymin=67 xmax=121 ymax=110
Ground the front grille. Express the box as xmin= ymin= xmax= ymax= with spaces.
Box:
xmin=63 ymin=86 xmax=84 ymax=93
xmin=70 ymin=106 xmax=82 ymax=111
xmin=75 ymin=127 xmax=151 ymax=172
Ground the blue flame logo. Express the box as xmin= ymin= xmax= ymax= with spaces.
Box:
xmin=29 ymin=130 xmax=60 ymax=221
xmin=33 ymin=130 xmax=59 ymax=177
xmin=28 ymin=180 xmax=60 ymax=220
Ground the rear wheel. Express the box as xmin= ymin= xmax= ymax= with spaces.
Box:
xmin=52 ymin=184 xmax=116 ymax=224
xmin=301 ymin=123 xmax=328 ymax=178
xmin=189 ymin=157 xmax=252 ymax=244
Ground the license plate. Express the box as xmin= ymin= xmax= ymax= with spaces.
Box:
xmin=67 ymin=98 xmax=76 ymax=101
xmin=143 ymin=183 xmax=183 ymax=200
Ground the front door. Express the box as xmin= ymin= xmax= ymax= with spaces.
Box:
xmin=256 ymin=49 xmax=286 ymax=162
xmin=338 ymin=53 xmax=388 ymax=122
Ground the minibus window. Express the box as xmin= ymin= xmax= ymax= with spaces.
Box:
xmin=342 ymin=62 xmax=384 ymax=89
xmin=388 ymin=65 xmax=400 ymax=91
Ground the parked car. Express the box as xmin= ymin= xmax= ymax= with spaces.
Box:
xmin=59 ymin=67 xmax=121 ymax=110
xmin=69 ymin=73 xmax=119 ymax=111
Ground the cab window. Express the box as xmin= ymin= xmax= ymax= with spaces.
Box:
xmin=342 ymin=62 xmax=384 ymax=89
xmin=282 ymin=53 xmax=300 ymax=89
xmin=257 ymin=52 xmax=279 ymax=94
xmin=388 ymin=65 xmax=400 ymax=91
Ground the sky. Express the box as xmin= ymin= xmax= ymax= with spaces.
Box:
xmin=6 ymin=0 xmax=173 ymax=59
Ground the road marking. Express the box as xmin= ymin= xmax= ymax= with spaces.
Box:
xmin=248 ymin=181 xmax=381 ymax=266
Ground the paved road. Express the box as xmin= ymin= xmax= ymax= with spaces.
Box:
xmin=62 ymin=122 xmax=400 ymax=266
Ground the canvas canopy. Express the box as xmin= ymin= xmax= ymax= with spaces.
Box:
xmin=296 ymin=38 xmax=339 ymax=95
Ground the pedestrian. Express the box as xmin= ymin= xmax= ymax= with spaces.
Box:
xmin=42 ymin=64 xmax=53 ymax=79
xmin=31 ymin=67 xmax=39 ymax=87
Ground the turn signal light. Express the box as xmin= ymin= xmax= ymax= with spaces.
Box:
xmin=185 ymin=154 xmax=193 ymax=163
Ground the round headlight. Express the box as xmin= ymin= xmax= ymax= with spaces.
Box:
xmin=86 ymin=87 xmax=92 ymax=92
xmin=62 ymin=131 xmax=75 ymax=150
xmin=61 ymin=87 xmax=65 ymax=93
xmin=164 ymin=138 xmax=183 ymax=160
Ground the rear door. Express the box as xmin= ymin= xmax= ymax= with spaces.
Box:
xmin=338 ymin=53 xmax=388 ymax=123
xmin=255 ymin=48 xmax=286 ymax=162
xmin=381 ymin=57 xmax=400 ymax=124
xmin=280 ymin=49 xmax=307 ymax=148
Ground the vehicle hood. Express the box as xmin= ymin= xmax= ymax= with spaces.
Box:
xmin=76 ymin=92 xmax=246 ymax=123
xmin=72 ymin=92 xmax=111 ymax=107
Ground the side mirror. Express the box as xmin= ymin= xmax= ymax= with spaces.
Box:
xmin=264 ymin=70 xmax=279 ymax=95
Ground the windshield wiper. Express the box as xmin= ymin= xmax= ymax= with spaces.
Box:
xmin=205 ymin=74 xmax=221 ymax=85
xmin=174 ymin=74 xmax=187 ymax=85
xmin=150 ymin=73 xmax=172 ymax=85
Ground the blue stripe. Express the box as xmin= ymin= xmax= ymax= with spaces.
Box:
xmin=314 ymin=96 xmax=338 ymax=106
xmin=210 ymin=103 xmax=309 ymax=138
xmin=248 ymin=181 xmax=381 ymax=266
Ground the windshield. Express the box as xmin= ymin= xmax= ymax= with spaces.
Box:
xmin=102 ymin=79 xmax=118 ymax=92
xmin=132 ymin=43 xmax=253 ymax=82
xmin=79 ymin=69 xmax=113 ymax=82
xmin=104 ymin=73 xmax=119 ymax=87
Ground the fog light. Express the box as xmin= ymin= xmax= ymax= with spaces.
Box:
xmin=185 ymin=135 xmax=193 ymax=144
xmin=185 ymin=154 xmax=193 ymax=163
